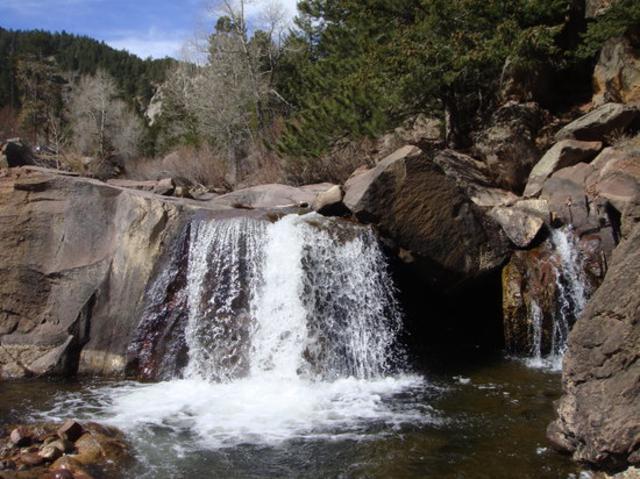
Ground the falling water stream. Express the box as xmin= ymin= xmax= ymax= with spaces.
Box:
xmin=0 ymin=215 xmax=587 ymax=478
xmin=525 ymin=228 xmax=589 ymax=371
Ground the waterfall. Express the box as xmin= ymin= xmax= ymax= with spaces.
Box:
xmin=183 ymin=213 xmax=403 ymax=382
xmin=37 ymin=213 xmax=428 ymax=452
xmin=525 ymin=227 xmax=589 ymax=371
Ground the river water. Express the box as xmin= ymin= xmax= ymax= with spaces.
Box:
xmin=0 ymin=357 xmax=579 ymax=478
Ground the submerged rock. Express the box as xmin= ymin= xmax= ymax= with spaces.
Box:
xmin=0 ymin=421 xmax=128 ymax=479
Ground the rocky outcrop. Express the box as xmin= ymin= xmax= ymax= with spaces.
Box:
xmin=594 ymin=36 xmax=640 ymax=106
xmin=344 ymin=145 xmax=510 ymax=288
xmin=524 ymin=140 xmax=603 ymax=197
xmin=555 ymin=103 xmax=639 ymax=142
xmin=472 ymin=101 xmax=548 ymax=193
xmin=586 ymin=0 xmax=619 ymax=18
xmin=0 ymin=167 xmax=235 ymax=379
xmin=548 ymin=220 xmax=640 ymax=470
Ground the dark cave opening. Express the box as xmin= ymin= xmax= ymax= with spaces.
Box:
xmin=390 ymin=259 xmax=506 ymax=373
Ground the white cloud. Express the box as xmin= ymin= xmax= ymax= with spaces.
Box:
xmin=106 ymin=28 xmax=189 ymax=59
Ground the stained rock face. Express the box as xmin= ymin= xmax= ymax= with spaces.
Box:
xmin=0 ymin=167 xmax=231 ymax=379
xmin=344 ymin=145 xmax=510 ymax=288
xmin=548 ymin=221 xmax=640 ymax=469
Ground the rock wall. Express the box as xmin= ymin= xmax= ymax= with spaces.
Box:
xmin=547 ymin=218 xmax=640 ymax=469
xmin=0 ymin=167 xmax=230 ymax=379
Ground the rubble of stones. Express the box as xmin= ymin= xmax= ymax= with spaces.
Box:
xmin=0 ymin=420 xmax=129 ymax=479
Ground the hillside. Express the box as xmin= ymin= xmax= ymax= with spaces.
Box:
xmin=0 ymin=27 xmax=175 ymax=109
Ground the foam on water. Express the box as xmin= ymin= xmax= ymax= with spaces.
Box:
xmin=40 ymin=374 xmax=431 ymax=450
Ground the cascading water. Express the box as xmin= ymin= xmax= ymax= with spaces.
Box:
xmin=525 ymin=301 xmax=544 ymax=368
xmin=39 ymin=213 xmax=428 ymax=464
xmin=524 ymin=227 xmax=589 ymax=371
xmin=183 ymin=214 xmax=404 ymax=382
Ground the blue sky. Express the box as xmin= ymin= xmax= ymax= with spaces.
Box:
xmin=0 ymin=0 xmax=299 ymax=59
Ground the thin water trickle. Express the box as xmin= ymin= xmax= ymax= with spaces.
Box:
xmin=524 ymin=227 xmax=589 ymax=372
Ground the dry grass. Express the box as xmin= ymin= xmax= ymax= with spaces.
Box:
xmin=611 ymin=131 xmax=640 ymax=155
xmin=125 ymin=144 xmax=228 ymax=188
xmin=283 ymin=137 xmax=379 ymax=186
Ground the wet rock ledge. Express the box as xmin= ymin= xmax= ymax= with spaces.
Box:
xmin=0 ymin=420 xmax=130 ymax=479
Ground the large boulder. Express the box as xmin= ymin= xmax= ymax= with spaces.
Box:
xmin=344 ymin=145 xmax=510 ymax=288
xmin=0 ymin=167 xmax=233 ymax=379
xmin=591 ymin=145 xmax=640 ymax=213
xmin=594 ymin=36 xmax=640 ymax=106
xmin=433 ymin=149 xmax=518 ymax=208
xmin=524 ymin=140 xmax=603 ymax=197
xmin=548 ymin=221 xmax=640 ymax=469
xmin=555 ymin=103 xmax=639 ymax=142
xmin=472 ymin=101 xmax=548 ymax=193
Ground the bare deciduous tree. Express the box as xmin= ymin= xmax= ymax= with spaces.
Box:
xmin=159 ymin=0 xmax=289 ymax=183
xmin=69 ymin=70 xmax=143 ymax=160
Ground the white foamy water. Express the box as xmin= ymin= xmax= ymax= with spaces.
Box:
xmin=40 ymin=374 xmax=431 ymax=450
xmin=38 ymin=214 xmax=432 ymax=453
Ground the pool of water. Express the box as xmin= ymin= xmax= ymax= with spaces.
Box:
xmin=0 ymin=356 xmax=580 ymax=479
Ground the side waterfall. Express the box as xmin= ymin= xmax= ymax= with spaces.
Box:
xmin=526 ymin=227 xmax=589 ymax=371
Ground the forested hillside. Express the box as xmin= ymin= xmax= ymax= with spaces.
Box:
xmin=1 ymin=0 xmax=639 ymax=187
xmin=0 ymin=28 xmax=174 ymax=109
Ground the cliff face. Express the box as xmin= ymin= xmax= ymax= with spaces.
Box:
xmin=0 ymin=167 xmax=221 ymax=378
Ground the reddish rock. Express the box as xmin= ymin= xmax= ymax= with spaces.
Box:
xmin=57 ymin=420 xmax=84 ymax=442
